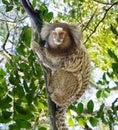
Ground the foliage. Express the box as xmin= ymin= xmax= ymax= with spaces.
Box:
xmin=0 ymin=0 xmax=118 ymax=130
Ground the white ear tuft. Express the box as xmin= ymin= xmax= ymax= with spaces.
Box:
xmin=69 ymin=25 xmax=83 ymax=46
xmin=41 ymin=23 xmax=53 ymax=40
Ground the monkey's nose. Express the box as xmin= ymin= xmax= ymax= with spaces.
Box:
xmin=57 ymin=38 xmax=63 ymax=42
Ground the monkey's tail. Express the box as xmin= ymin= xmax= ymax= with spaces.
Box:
xmin=55 ymin=107 xmax=68 ymax=130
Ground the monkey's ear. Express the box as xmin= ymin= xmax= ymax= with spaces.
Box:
xmin=41 ymin=23 xmax=53 ymax=41
xmin=69 ymin=25 xmax=83 ymax=46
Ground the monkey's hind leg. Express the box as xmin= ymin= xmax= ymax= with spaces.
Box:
xmin=49 ymin=70 xmax=78 ymax=106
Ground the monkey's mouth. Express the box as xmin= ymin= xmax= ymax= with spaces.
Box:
xmin=54 ymin=39 xmax=63 ymax=45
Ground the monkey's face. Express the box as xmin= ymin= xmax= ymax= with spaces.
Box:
xmin=52 ymin=27 xmax=67 ymax=45
xmin=48 ymin=26 xmax=73 ymax=51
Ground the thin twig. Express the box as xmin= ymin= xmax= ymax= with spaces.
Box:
xmin=2 ymin=23 xmax=12 ymax=58
xmin=0 ymin=47 xmax=13 ymax=52
xmin=2 ymin=23 xmax=9 ymax=50
xmin=82 ymin=7 xmax=99 ymax=32
xmin=84 ymin=1 xmax=118 ymax=44
xmin=93 ymin=0 xmax=113 ymax=5
xmin=0 ymin=16 xmax=27 ymax=23
xmin=0 ymin=58 xmax=4 ymax=63
xmin=90 ymin=81 xmax=118 ymax=92
xmin=112 ymin=97 xmax=118 ymax=106
xmin=89 ymin=81 xmax=99 ymax=89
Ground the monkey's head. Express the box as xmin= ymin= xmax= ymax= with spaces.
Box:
xmin=41 ymin=23 xmax=82 ymax=55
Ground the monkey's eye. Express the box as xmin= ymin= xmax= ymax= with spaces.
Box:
xmin=52 ymin=31 xmax=58 ymax=39
xmin=59 ymin=32 xmax=66 ymax=39
xmin=52 ymin=31 xmax=57 ymax=36
xmin=52 ymin=31 xmax=66 ymax=40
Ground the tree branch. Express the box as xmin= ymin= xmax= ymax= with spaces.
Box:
xmin=90 ymin=81 xmax=118 ymax=92
xmin=84 ymin=1 xmax=118 ymax=44
xmin=44 ymin=69 xmax=57 ymax=130
xmin=20 ymin=0 xmax=58 ymax=129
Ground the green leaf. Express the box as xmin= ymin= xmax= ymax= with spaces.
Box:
xmin=6 ymin=5 xmax=13 ymax=12
xmin=0 ymin=69 xmax=6 ymax=79
xmin=108 ymin=49 xmax=118 ymax=62
xmin=19 ymin=63 xmax=29 ymax=71
xmin=2 ymin=111 xmax=12 ymax=120
xmin=68 ymin=117 xmax=74 ymax=127
xmin=112 ymin=63 xmax=118 ymax=76
xmin=80 ymin=0 xmax=85 ymax=2
xmin=9 ymin=124 xmax=17 ymax=130
xmin=39 ymin=4 xmax=48 ymax=12
xmin=37 ymin=102 xmax=45 ymax=109
xmin=9 ymin=74 xmax=20 ymax=86
xmin=110 ymin=24 xmax=118 ymax=35
xmin=89 ymin=117 xmax=98 ymax=127
xmin=104 ymin=88 xmax=110 ymax=93
xmin=102 ymin=90 xmax=108 ymax=98
xmin=115 ymin=81 xmax=118 ymax=85
xmin=97 ymin=104 xmax=105 ymax=118
xmin=0 ymin=87 xmax=6 ymax=97
xmin=15 ymin=105 xmax=28 ymax=115
xmin=19 ymin=62 xmax=31 ymax=78
xmin=32 ymin=0 xmax=36 ymax=7
xmin=87 ymin=100 xmax=94 ymax=113
xmin=46 ymin=12 xmax=53 ymax=22
xmin=116 ymin=16 xmax=118 ymax=23
xmin=20 ymin=26 xmax=32 ymax=47
xmin=97 ymin=80 xmax=105 ymax=85
xmin=0 ymin=95 xmax=12 ymax=109
xmin=69 ymin=9 xmax=76 ymax=18
xmin=108 ymin=110 xmax=114 ymax=122
xmin=15 ymin=120 xmax=31 ymax=128
xmin=39 ymin=126 xmax=47 ymax=130
xmin=77 ymin=117 xmax=86 ymax=126
xmin=2 ymin=0 xmax=9 ymax=5
xmin=14 ymin=112 xmax=34 ymax=120
xmin=39 ymin=4 xmax=53 ymax=22
xmin=28 ymin=51 xmax=35 ymax=64
xmin=77 ymin=103 xmax=83 ymax=114
xmin=16 ymin=44 xmax=26 ymax=55
xmin=26 ymin=93 xmax=34 ymax=104
xmin=103 ymin=73 xmax=107 ymax=82
xmin=23 ymin=80 xmax=29 ymax=93
xmin=96 ymin=90 xmax=102 ymax=98
xmin=15 ymin=85 xmax=25 ymax=98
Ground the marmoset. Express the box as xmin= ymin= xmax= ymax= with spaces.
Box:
xmin=31 ymin=23 xmax=90 ymax=130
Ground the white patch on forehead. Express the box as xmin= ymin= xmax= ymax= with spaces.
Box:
xmin=55 ymin=27 xmax=63 ymax=31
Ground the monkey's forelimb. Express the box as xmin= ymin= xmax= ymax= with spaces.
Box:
xmin=31 ymin=41 xmax=51 ymax=68
xmin=31 ymin=41 xmax=61 ymax=69
xmin=31 ymin=41 xmax=44 ymax=60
